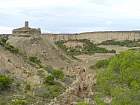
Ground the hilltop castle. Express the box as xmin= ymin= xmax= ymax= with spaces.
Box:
xmin=12 ymin=21 xmax=41 ymax=37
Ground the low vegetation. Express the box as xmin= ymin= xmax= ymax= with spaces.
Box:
xmin=43 ymin=83 xmax=65 ymax=99
xmin=11 ymin=98 xmax=28 ymax=105
xmin=90 ymin=59 xmax=110 ymax=69
xmin=5 ymin=43 xmax=19 ymax=54
xmin=0 ymin=75 xmax=12 ymax=90
xmin=0 ymin=37 xmax=19 ymax=54
xmin=28 ymin=56 xmax=42 ymax=67
xmin=45 ymin=69 xmax=64 ymax=84
xmin=4 ymin=36 xmax=140 ymax=104
xmin=43 ymin=69 xmax=65 ymax=99
xmin=95 ymin=50 xmax=140 ymax=105
xmin=51 ymin=69 xmax=64 ymax=80
xmin=76 ymin=101 xmax=89 ymax=105
xmin=0 ymin=36 xmax=67 ymax=104
xmin=55 ymin=39 xmax=116 ymax=57
xmin=99 ymin=39 xmax=140 ymax=47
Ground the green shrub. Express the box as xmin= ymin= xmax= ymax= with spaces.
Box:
xmin=44 ymin=69 xmax=64 ymax=85
xmin=0 ymin=75 xmax=12 ymax=90
xmin=11 ymin=99 xmax=28 ymax=105
xmin=92 ymin=59 xmax=110 ymax=69
xmin=76 ymin=101 xmax=89 ymax=105
xmin=25 ymin=84 xmax=31 ymax=91
xmin=67 ymin=47 xmax=82 ymax=56
xmin=96 ymin=50 xmax=140 ymax=105
xmin=99 ymin=40 xmax=140 ymax=47
xmin=0 ymin=37 xmax=19 ymax=54
xmin=95 ymin=95 xmax=107 ymax=105
xmin=0 ymin=37 xmax=7 ymax=46
xmin=52 ymin=69 xmax=64 ymax=80
xmin=28 ymin=56 xmax=41 ymax=67
xmin=4 ymin=43 xmax=19 ymax=54
xmin=55 ymin=39 xmax=116 ymax=57
xmin=44 ymin=84 xmax=65 ymax=99
xmin=43 ymin=69 xmax=65 ymax=98
xmin=44 ymin=75 xmax=55 ymax=85
xmin=29 ymin=56 xmax=41 ymax=64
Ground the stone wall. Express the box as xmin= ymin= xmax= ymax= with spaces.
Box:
xmin=12 ymin=28 xmax=41 ymax=37
xmin=44 ymin=31 xmax=140 ymax=43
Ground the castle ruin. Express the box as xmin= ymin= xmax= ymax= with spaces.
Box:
xmin=12 ymin=21 xmax=41 ymax=37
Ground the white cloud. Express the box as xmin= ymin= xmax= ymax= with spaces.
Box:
xmin=0 ymin=0 xmax=140 ymax=33
xmin=0 ymin=0 xmax=87 ymax=9
xmin=112 ymin=0 xmax=140 ymax=19
xmin=0 ymin=26 xmax=12 ymax=34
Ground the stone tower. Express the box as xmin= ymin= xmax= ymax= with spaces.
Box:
xmin=12 ymin=21 xmax=41 ymax=37
xmin=25 ymin=21 xmax=29 ymax=28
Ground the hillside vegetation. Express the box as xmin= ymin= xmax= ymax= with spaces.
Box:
xmin=0 ymin=36 xmax=73 ymax=105
xmin=1 ymin=35 xmax=140 ymax=105
xmin=55 ymin=39 xmax=116 ymax=57
xmin=0 ymin=37 xmax=19 ymax=54
xmin=94 ymin=50 xmax=140 ymax=105
xmin=99 ymin=40 xmax=140 ymax=47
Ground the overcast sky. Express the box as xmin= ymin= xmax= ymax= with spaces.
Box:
xmin=0 ymin=0 xmax=140 ymax=33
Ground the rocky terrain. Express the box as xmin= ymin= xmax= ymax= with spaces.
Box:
xmin=0 ymin=32 xmax=140 ymax=105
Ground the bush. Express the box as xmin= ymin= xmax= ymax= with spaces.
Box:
xmin=5 ymin=43 xmax=19 ymax=54
xmin=52 ymin=69 xmax=64 ymax=80
xmin=93 ymin=59 xmax=110 ymax=69
xmin=0 ymin=75 xmax=12 ymax=90
xmin=96 ymin=50 xmax=140 ymax=105
xmin=55 ymin=39 xmax=116 ymax=57
xmin=43 ymin=69 xmax=65 ymax=98
xmin=44 ymin=69 xmax=64 ymax=85
xmin=28 ymin=56 xmax=41 ymax=66
xmin=0 ymin=37 xmax=19 ymax=54
xmin=77 ymin=101 xmax=89 ymax=105
xmin=99 ymin=40 xmax=140 ymax=47
xmin=11 ymin=99 xmax=28 ymax=105
xmin=25 ymin=84 xmax=31 ymax=91
xmin=44 ymin=75 xmax=55 ymax=85
xmin=0 ymin=37 xmax=7 ymax=46
xmin=29 ymin=56 xmax=41 ymax=64
xmin=44 ymin=84 xmax=65 ymax=98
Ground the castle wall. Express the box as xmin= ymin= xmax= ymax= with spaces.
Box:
xmin=44 ymin=31 xmax=140 ymax=43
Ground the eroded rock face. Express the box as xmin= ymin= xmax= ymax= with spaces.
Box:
xmin=48 ymin=66 xmax=96 ymax=105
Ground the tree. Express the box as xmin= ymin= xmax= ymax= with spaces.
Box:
xmin=96 ymin=50 xmax=140 ymax=105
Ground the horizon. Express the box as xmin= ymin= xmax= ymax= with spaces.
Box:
xmin=0 ymin=0 xmax=140 ymax=34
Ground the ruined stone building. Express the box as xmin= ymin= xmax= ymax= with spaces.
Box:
xmin=12 ymin=21 xmax=41 ymax=37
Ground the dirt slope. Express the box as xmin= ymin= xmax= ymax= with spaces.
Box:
xmin=7 ymin=36 xmax=71 ymax=69
xmin=0 ymin=46 xmax=42 ymax=86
